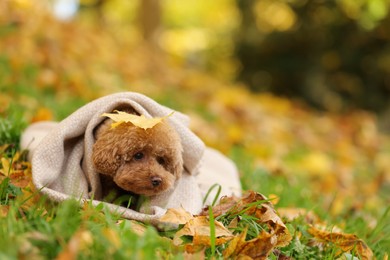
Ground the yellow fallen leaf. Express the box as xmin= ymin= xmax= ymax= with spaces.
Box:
xmin=102 ymin=110 xmax=174 ymax=130
xmin=159 ymin=207 xmax=194 ymax=225
xmin=1 ymin=157 xmax=10 ymax=176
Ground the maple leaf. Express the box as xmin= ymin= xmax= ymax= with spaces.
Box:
xmin=102 ymin=111 xmax=174 ymax=130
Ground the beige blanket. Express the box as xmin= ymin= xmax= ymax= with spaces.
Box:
xmin=21 ymin=92 xmax=241 ymax=225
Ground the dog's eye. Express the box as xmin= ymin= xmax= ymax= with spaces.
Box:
xmin=133 ymin=152 xmax=144 ymax=161
xmin=157 ymin=156 xmax=165 ymax=165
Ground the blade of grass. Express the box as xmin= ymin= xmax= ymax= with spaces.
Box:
xmin=203 ymin=183 xmax=222 ymax=206
xmin=208 ymin=206 xmax=216 ymax=258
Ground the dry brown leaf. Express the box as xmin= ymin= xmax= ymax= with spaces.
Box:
xmin=229 ymin=191 xmax=292 ymax=247
xmin=159 ymin=207 xmax=194 ymax=225
xmin=9 ymin=170 xmax=31 ymax=188
xmin=237 ymin=231 xmax=277 ymax=260
xmin=223 ymin=227 xmax=277 ymax=260
xmin=254 ymin=203 xmax=292 ymax=247
xmin=173 ymin=216 xmax=234 ymax=247
xmin=202 ymin=191 xmax=292 ymax=252
xmin=229 ymin=191 xmax=269 ymax=216
xmin=200 ymin=195 xmax=239 ymax=217
xmin=223 ymin=227 xmax=248 ymax=258
xmin=308 ymin=226 xmax=373 ymax=260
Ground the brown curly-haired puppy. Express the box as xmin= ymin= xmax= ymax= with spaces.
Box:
xmin=92 ymin=115 xmax=183 ymax=199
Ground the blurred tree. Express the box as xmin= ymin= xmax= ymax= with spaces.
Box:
xmin=138 ymin=0 xmax=162 ymax=47
xmin=235 ymin=0 xmax=390 ymax=113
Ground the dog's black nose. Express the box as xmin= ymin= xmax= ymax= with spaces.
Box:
xmin=151 ymin=177 xmax=162 ymax=187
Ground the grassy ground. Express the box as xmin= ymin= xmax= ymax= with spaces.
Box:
xmin=1 ymin=2 xmax=390 ymax=259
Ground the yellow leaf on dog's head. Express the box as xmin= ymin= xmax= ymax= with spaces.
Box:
xmin=102 ymin=111 xmax=174 ymax=130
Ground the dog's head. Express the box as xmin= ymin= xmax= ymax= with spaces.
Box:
xmin=92 ymin=118 xmax=183 ymax=196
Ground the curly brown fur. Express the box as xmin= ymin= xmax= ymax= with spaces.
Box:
xmin=92 ymin=114 xmax=183 ymax=198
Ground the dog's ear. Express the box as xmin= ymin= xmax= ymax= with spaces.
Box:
xmin=171 ymin=149 xmax=184 ymax=179
xmin=92 ymin=136 xmax=121 ymax=176
xmin=92 ymin=121 xmax=122 ymax=176
xmin=94 ymin=119 xmax=112 ymax=140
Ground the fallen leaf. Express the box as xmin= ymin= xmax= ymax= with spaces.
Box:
xmin=308 ymin=226 xmax=373 ymax=260
xmin=237 ymin=231 xmax=277 ymax=260
xmin=227 ymin=191 xmax=292 ymax=247
xmin=173 ymin=216 xmax=234 ymax=247
xmin=0 ymin=157 xmax=10 ymax=176
xmin=255 ymin=203 xmax=292 ymax=247
xmin=223 ymin=226 xmax=278 ymax=260
xmin=199 ymin=195 xmax=239 ymax=217
xmin=9 ymin=170 xmax=30 ymax=188
xmin=159 ymin=207 xmax=194 ymax=225
xmin=102 ymin=110 xmax=174 ymax=129
xmin=222 ymin=227 xmax=248 ymax=258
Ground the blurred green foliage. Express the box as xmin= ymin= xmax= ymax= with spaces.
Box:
xmin=236 ymin=0 xmax=390 ymax=113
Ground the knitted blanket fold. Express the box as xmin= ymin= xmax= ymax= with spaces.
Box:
xmin=21 ymin=92 xmax=241 ymax=225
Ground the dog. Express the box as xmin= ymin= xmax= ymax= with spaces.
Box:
xmin=92 ymin=109 xmax=183 ymax=205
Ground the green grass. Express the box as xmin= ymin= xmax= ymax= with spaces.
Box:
xmin=1 ymin=100 xmax=389 ymax=259
xmin=0 ymin=108 xmax=26 ymax=149
xmin=1 ymin=65 xmax=389 ymax=258
xmin=0 ymin=194 xmax=177 ymax=259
